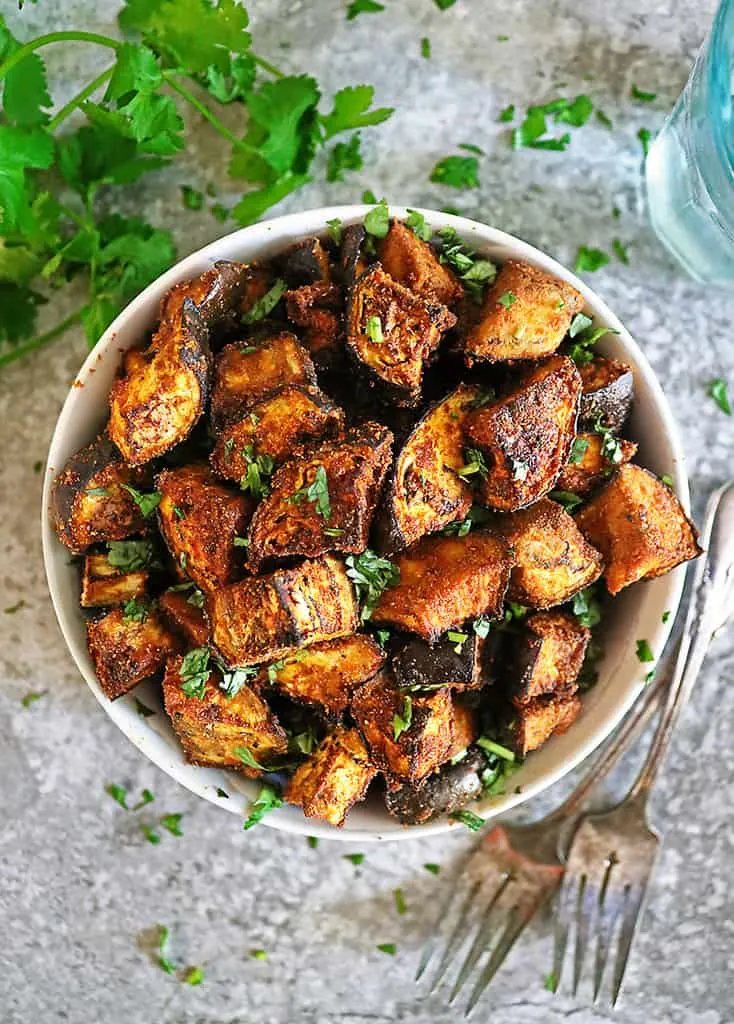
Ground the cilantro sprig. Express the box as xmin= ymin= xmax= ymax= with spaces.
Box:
xmin=345 ymin=548 xmax=400 ymax=621
xmin=0 ymin=8 xmax=393 ymax=368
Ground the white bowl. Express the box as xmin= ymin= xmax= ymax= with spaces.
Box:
xmin=41 ymin=205 xmax=690 ymax=842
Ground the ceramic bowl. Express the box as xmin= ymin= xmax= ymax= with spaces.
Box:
xmin=41 ymin=205 xmax=689 ymax=841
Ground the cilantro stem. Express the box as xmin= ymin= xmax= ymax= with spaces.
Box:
xmin=252 ymin=54 xmax=285 ymax=79
xmin=0 ymin=31 xmax=121 ymax=82
xmin=0 ymin=309 xmax=84 ymax=369
xmin=48 ymin=66 xmax=115 ymax=130
xmin=163 ymin=74 xmax=260 ymax=154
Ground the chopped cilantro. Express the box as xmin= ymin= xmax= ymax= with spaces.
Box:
xmin=242 ymin=279 xmax=287 ymax=324
xmin=569 ymin=312 xmax=593 ymax=338
xmin=178 ymin=647 xmax=211 ymax=700
xmin=366 ymin=314 xmax=383 ymax=344
xmin=459 ymin=142 xmax=484 ymax=155
xmin=442 ymin=504 xmax=493 ymax=537
xmin=105 ymin=783 xmax=128 ymax=809
xmin=250 ymin=948 xmax=268 ymax=960
xmin=140 ymin=825 xmax=160 ymax=844
xmin=179 ymin=551 xmax=188 ymax=570
xmin=20 ymin=689 xmax=46 ymax=708
xmin=218 ymin=665 xmax=257 ymax=699
xmin=434 ymin=0 xmax=456 ymax=7
xmin=477 ymin=737 xmax=515 ymax=762
xmin=161 ymin=813 xmax=184 ymax=837
xmin=430 ymin=154 xmax=480 ymax=189
xmin=636 ymin=639 xmax=655 ymax=663
xmin=549 ymin=490 xmax=583 ymax=512
xmin=181 ymin=185 xmax=204 ymax=210
xmin=85 ymin=487 xmax=109 ymax=497
xmin=376 ymin=943 xmax=397 ymax=955
xmin=307 ymin=836 xmax=319 ymax=848
xmin=184 ymin=966 xmax=204 ymax=985
xmin=288 ymin=464 xmax=331 ymax=520
xmin=393 ymin=888 xmax=407 ymax=915
xmin=631 ymin=84 xmax=657 ymax=103
xmin=215 ymin=787 xmax=229 ymax=799
xmin=575 ymin=247 xmax=609 ymax=273
xmin=243 ymin=784 xmax=283 ymax=829
xmin=421 ymin=37 xmax=431 ymax=59
xmin=5 ymin=598 xmax=28 ymax=614
xmin=566 ymin=321 xmax=619 ymax=366
xmin=344 ymin=852 xmax=365 ymax=865
xmin=405 ymin=208 xmax=432 ymax=241
xmin=233 ymin=536 xmax=249 ymax=548
xmin=364 ymin=197 xmax=390 ymax=237
xmin=346 ymin=549 xmax=400 ymax=621
xmin=569 ymin=435 xmax=590 ymax=464
xmin=450 ymin=809 xmax=484 ymax=831
xmin=497 ymin=34 xmax=509 ymax=41
xmin=362 ymin=188 xmax=378 ymax=204
xmin=239 ymin=445 xmax=275 ymax=499
xmin=393 ymin=694 xmax=413 ymax=739
xmin=107 ymin=539 xmax=158 ymax=573
xmin=436 ymin=226 xmax=496 ymax=300
xmin=505 ymin=602 xmax=527 ymax=620
xmin=498 ymin=290 xmax=517 ymax=309
xmin=612 ymin=238 xmax=629 ymax=264
xmin=327 ymin=131 xmax=363 ymax=183
xmin=158 ymin=926 xmax=175 ymax=974
xmin=133 ymin=788 xmax=155 ymax=810
xmin=447 ymin=630 xmax=468 ymax=654
xmin=423 ymin=862 xmax=441 ymax=875
xmin=457 ymin=446 xmax=488 ymax=479
xmin=596 ymin=110 xmax=613 ymax=129
xmin=498 ymin=104 xmax=515 ymax=123
xmin=544 ymin=971 xmax=557 ymax=992
xmin=346 ymin=0 xmax=385 ymax=18
xmin=235 ymin=747 xmax=265 ymax=772
xmin=210 ymin=203 xmax=229 ymax=223
xmin=122 ymin=597 xmax=150 ymax=624
xmin=594 ymin=418 xmax=624 ymax=465
xmin=662 ymin=610 xmax=671 ymax=624
xmin=33 ymin=460 xmax=43 ymax=474
xmin=661 ymin=474 xmax=674 ymax=488
xmin=326 ymin=217 xmax=343 ymax=245
xmin=638 ymin=127 xmax=652 ymax=157
xmin=707 ymin=378 xmax=731 ymax=415
xmin=571 ymin=586 xmax=602 ymax=628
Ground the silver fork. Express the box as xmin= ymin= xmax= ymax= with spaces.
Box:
xmin=417 ymin=648 xmax=672 ymax=1015
xmin=552 ymin=480 xmax=734 ymax=1006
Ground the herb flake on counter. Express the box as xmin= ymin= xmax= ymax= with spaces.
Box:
xmin=430 ymin=154 xmax=480 ymax=190
xmin=498 ymin=104 xmax=515 ymax=123
xmin=242 ymin=279 xmax=287 ymax=324
xmin=180 ymin=185 xmax=204 ymax=210
xmin=243 ymin=784 xmax=283 ymax=829
xmin=133 ymin=788 xmax=155 ymax=810
xmin=215 ymin=787 xmax=229 ymax=799
xmin=5 ymin=598 xmax=28 ymax=614
xmin=707 ymin=378 xmax=731 ymax=415
xmin=393 ymin=694 xmax=413 ymax=739
xmin=106 ymin=783 xmax=129 ymax=809
xmin=158 ymin=926 xmax=176 ymax=974
xmin=346 ymin=549 xmax=400 ymax=621
xmin=327 ymin=131 xmax=363 ymax=183
xmin=662 ymin=610 xmax=671 ymax=624
xmin=424 ymin=862 xmax=441 ymax=875
xmin=377 ymin=943 xmax=397 ymax=955
xmin=250 ymin=948 xmax=268 ymax=960
xmin=612 ymin=238 xmax=629 ymax=264
xmin=631 ymin=84 xmax=657 ymax=103
xmin=393 ymin=888 xmax=407 ymax=915
xmin=434 ymin=0 xmax=457 ymax=7
xmin=636 ymin=638 xmax=655 ymax=663
xmin=21 ymin=689 xmax=47 ymax=707
xmin=450 ymin=809 xmax=484 ymax=831
xmin=575 ymin=247 xmax=609 ymax=273
xmin=184 ymin=965 xmax=204 ymax=985
xmin=421 ymin=37 xmax=431 ymax=59
xmin=596 ymin=110 xmax=613 ymax=129
xmin=346 ymin=0 xmax=385 ymax=18
xmin=161 ymin=813 xmax=184 ymax=837
xmin=344 ymin=852 xmax=365 ymax=865
xmin=307 ymin=835 xmax=319 ymax=849
xmin=638 ymin=127 xmax=652 ymax=157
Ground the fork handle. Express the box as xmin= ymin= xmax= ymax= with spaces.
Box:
xmin=626 ymin=481 xmax=734 ymax=803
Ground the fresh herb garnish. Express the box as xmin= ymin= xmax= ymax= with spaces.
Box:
xmin=346 ymin=549 xmax=400 ymax=621
xmin=662 ymin=610 xmax=671 ymax=624
xmin=405 ymin=207 xmax=432 ymax=241
xmin=121 ymin=483 xmax=162 ymax=518
xmin=327 ymin=131 xmax=363 ymax=183
xmin=638 ymin=127 xmax=652 ymax=157
xmin=107 ymin=539 xmax=158 ymax=572
xmin=160 ymin=813 xmax=184 ymax=836
xmin=612 ymin=238 xmax=629 ymax=264
xmin=544 ymin=971 xmax=558 ymax=992
xmin=477 ymin=737 xmax=515 ymax=762
xmin=423 ymin=862 xmax=441 ymax=875
xmin=505 ymin=601 xmax=527 ymax=621
xmin=366 ymin=314 xmax=384 ymax=344
xmin=250 ymin=948 xmax=268 ymax=960
xmin=326 ymin=217 xmax=343 ymax=245
xmin=549 ymin=490 xmax=583 ymax=512
xmin=239 ymin=445 xmax=275 ymax=499
xmin=364 ymin=197 xmax=390 ymax=237
xmin=243 ymin=784 xmax=283 ymax=829
xmin=450 ymin=809 xmax=484 ymax=831
xmin=498 ymin=290 xmax=517 ymax=309
xmin=106 ymin=783 xmax=129 ymax=809
xmin=421 ymin=37 xmax=431 ymax=59
xmin=288 ymin=464 xmax=331 ymax=520
xmin=376 ymin=943 xmax=397 ymax=955
xmin=216 ymin=787 xmax=229 ymax=799
xmin=661 ymin=474 xmax=674 ymax=488
xmin=565 ymin=320 xmax=619 ymax=366
xmin=442 ymin=504 xmax=493 ymax=537
xmin=511 ymin=95 xmax=592 ymax=150
xmin=430 ymin=154 xmax=480 ymax=189
xmin=447 ymin=629 xmax=468 ymax=653
xmin=457 ymin=446 xmax=488 ymax=479
xmin=569 ymin=312 xmax=593 ymax=337
xmin=393 ymin=694 xmax=413 ymax=739
xmin=85 ymin=487 xmax=110 ymax=497
xmin=436 ymin=226 xmax=496 ymax=300
xmin=344 ymin=852 xmax=365 ymax=865
xmin=375 ymin=628 xmax=391 ymax=650
xmin=219 ymin=664 xmax=257 ymax=699
xmin=498 ymin=104 xmax=515 ymax=123
xmin=346 ymin=0 xmax=385 ymax=18
xmin=636 ymin=639 xmax=655 ymax=663
xmin=235 ymin=746 xmax=265 ymax=772
xmin=596 ymin=110 xmax=613 ymax=129
xmin=575 ymin=247 xmax=609 ymax=273
xmin=707 ymin=378 xmax=731 ymax=415
xmin=307 ymin=835 xmax=319 ymax=848
xmin=179 ymin=647 xmax=211 ymax=700
xmin=569 ymin=435 xmax=590 ymax=465
xmin=233 ymin=536 xmax=249 ymax=548
xmin=393 ymin=889 xmax=407 ymax=915
xmin=134 ymin=788 xmax=155 ymax=810
xmin=242 ymin=279 xmax=287 ymax=324
xmin=631 ymin=84 xmax=657 ymax=103
xmin=122 ymin=596 xmax=150 ymax=624
xmin=180 ymin=185 xmax=204 ymax=210
xmin=594 ymin=418 xmax=624 ymax=465
xmin=158 ymin=926 xmax=176 ymax=975
xmin=477 ymin=735 xmax=519 ymax=795
xmin=184 ymin=966 xmax=204 ymax=986
xmin=511 ymin=458 xmax=529 ymax=482
xmin=571 ymin=585 xmax=602 ymax=628
xmin=434 ymin=0 xmax=457 ymax=8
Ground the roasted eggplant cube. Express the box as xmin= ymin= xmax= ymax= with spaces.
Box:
xmin=238 ymin=263 xmax=276 ymax=320
xmin=285 ymin=282 xmax=343 ymax=362
xmin=464 ymin=261 xmax=584 ymax=365
xmin=109 ymin=302 xmax=211 ymax=465
xmin=498 ymin=498 xmax=603 ymax=608
xmin=87 ymin=608 xmax=178 ymax=700
xmin=510 ymin=693 xmax=582 ymax=756
xmin=371 ymin=532 xmax=513 ymax=641
xmin=162 ymin=656 xmax=287 ymax=771
xmin=284 ymin=726 xmax=376 ymax=827
xmin=159 ymin=260 xmax=249 ymax=329
xmin=347 ymin=265 xmax=457 ymax=407
xmin=385 ymin=747 xmax=485 ymax=825
xmin=210 ymin=385 xmax=344 ymax=483
xmin=246 ymin=422 xmax=393 ymax=572
xmin=158 ymin=589 xmax=210 ymax=647
xmin=207 ymin=555 xmax=358 ymax=667
xmin=392 ymin=632 xmax=486 ymax=692
xmin=556 ymin=432 xmax=637 ymax=496
xmin=264 ymin=634 xmax=385 ymax=719
xmin=465 ymin=355 xmax=582 ymax=511
xmin=281 ymin=237 xmax=332 ymax=287
xmin=210 ymin=331 xmax=317 ymax=432
xmin=447 ymin=698 xmax=479 ymax=758
xmin=379 ymin=219 xmax=464 ymax=306
xmin=575 ymin=464 xmax=701 ymax=595
xmin=351 ymin=673 xmax=462 ymax=783
xmin=374 ymin=383 xmax=480 ymax=554
xmin=508 ymin=611 xmax=590 ymax=705
xmin=80 ymin=554 xmax=148 ymax=608
xmin=579 ymin=356 xmax=634 ymax=434
xmin=156 ymin=464 xmax=253 ymax=592
xmin=51 ymin=433 xmax=148 ymax=553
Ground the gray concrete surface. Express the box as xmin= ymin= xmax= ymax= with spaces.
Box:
xmin=2 ymin=1 xmax=734 ymax=1022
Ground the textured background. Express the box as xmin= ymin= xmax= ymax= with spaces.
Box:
xmin=2 ymin=1 xmax=734 ymax=1022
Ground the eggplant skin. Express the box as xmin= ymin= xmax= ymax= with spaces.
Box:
xmin=284 ymin=726 xmax=377 ymax=827
xmin=575 ymin=464 xmax=702 ymax=595
xmin=340 ymin=223 xmax=369 ymax=284
xmin=87 ymin=607 xmax=179 ymax=700
xmin=465 ymin=355 xmax=582 ymax=512
xmin=392 ymin=633 xmax=485 ymax=691
xmin=578 ymin=357 xmax=634 ymax=434
xmin=109 ymin=301 xmax=212 ymax=466
xmin=51 ymin=432 xmax=147 ymax=554
xmin=508 ymin=610 xmax=590 ymax=705
xmin=509 ymin=693 xmax=582 ymax=757
xmin=159 ymin=260 xmax=250 ymax=329
xmin=280 ymin=237 xmax=332 ymax=287
xmin=374 ymin=383 xmax=479 ymax=555
xmin=385 ymin=748 xmax=485 ymax=825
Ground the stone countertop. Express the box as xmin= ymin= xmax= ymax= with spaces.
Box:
xmin=1 ymin=1 xmax=733 ymax=1022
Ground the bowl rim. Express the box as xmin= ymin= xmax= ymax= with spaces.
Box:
xmin=41 ymin=203 xmax=690 ymax=842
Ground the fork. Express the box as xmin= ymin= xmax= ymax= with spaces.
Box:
xmin=551 ymin=480 xmax=734 ymax=1006
xmin=416 ymin=648 xmax=671 ymax=1015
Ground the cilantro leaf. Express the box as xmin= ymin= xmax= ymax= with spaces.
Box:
xmin=288 ymin=464 xmax=331 ymax=520
xmin=405 ymin=208 xmax=432 ymax=241
xmin=326 ymin=131 xmax=362 ymax=182
xmin=499 ymin=104 xmax=515 ymax=123
xmin=638 ymin=127 xmax=652 ymax=157
xmin=393 ymin=694 xmax=412 ymax=739
xmin=612 ymin=238 xmax=629 ymax=264
xmin=596 ymin=109 xmax=614 ymax=129
xmin=0 ymin=16 xmax=52 ymax=128
xmin=421 ymin=38 xmax=431 ymax=59
xmin=575 ymin=247 xmax=609 ymax=273
xmin=376 ymin=943 xmax=397 ymax=955
xmin=346 ymin=0 xmax=385 ymax=18
xmin=434 ymin=0 xmax=457 ymax=7
xmin=121 ymin=483 xmax=161 ymax=518
xmin=0 ymin=126 xmax=55 ymax=234
xmin=232 ymin=172 xmax=311 ymax=227
xmin=430 ymin=154 xmax=480 ymax=189
xmin=346 ymin=549 xmax=400 ymax=621
xmin=571 ymin=585 xmax=602 ymax=628
xmin=234 ymin=746 xmax=265 ymax=771
xmin=241 ymin=279 xmax=287 ymax=323
xmin=549 ymin=489 xmax=583 ymax=512
xmin=184 ymin=965 xmax=204 ymax=985
xmin=320 ymin=84 xmax=393 ymax=139
xmin=363 ymin=197 xmax=390 ymax=237
xmin=243 ymin=783 xmax=283 ymax=829
xmin=569 ymin=435 xmax=590 ymax=464
xmin=631 ymin=84 xmax=657 ymax=103
xmin=450 ymin=809 xmax=484 ymax=831
xmin=245 ymin=74 xmax=320 ymax=177
xmin=179 ymin=647 xmax=211 ymax=700
xmin=707 ymin=377 xmax=731 ymax=415
xmin=636 ymin=638 xmax=655 ymax=663
xmin=107 ymin=539 xmax=159 ymax=572
xmin=0 ymin=283 xmax=45 ymax=345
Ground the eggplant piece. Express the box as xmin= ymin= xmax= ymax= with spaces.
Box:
xmin=555 ymin=432 xmax=637 ymax=496
xmin=80 ymin=553 xmax=148 ymax=608
xmin=340 ymin=223 xmax=369 ymax=284
xmin=508 ymin=693 xmax=582 ymax=756
xmin=347 ymin=265 xmax=457 ymax=407
xmin=497 ymin=498 xmax=604 ymax=609
xmin=285 ymin=281 xmax=344 ymax=365
xmin=392 ymin=632 xmax=486 ymax=692
xmin=465 ymin=355 xmax=582 ymax=512
xmin=158 ymin=588 xmax=210 ymax=647
xmin=51 ymin=433 xmax=148 ymax=554
xmin=284 ymin=726 xmax=377 ymax=827
xmin=280 ymin=237 xmax=332 ymax=287
xmin=238 ymin=263 xmax=277 ymax=321
xmin=351 ymin=671 xmax=462 ymax=783
xmin=371 ymin=532 xmax=514 ymax=642
xmin=209 ymin=331 xmax=317 ymax=432
xmin=575 ymin=464 xmax=701 ymax=595
xmin=378 ymin=219 xmax=464 ymax=306
xmin=207 ymin=554 xmax=358 ymax=667
xmin=210 ymin=384 xmax=344 ymax=483
xmin=246 ymin=422 xmax=393 ymax=572
xmin=374 ymin=383 xmax=480 ymax=554
xmin=578 ymin=356 xmax=634 ymax=434
xmin=385 ymin=748 xmax=485 ymax=825
xmin=87 ymin=607 xmax=178 ymax=699
xmin=464 ymin=260 xmax=584 ymax=365
xmin=262 ymin=634 xmax=385 ymax=719
xmin=162 ymin=655 xmax=288 ymax=771
xmin=507 ymin=611 xmax=590 ymax=705
xmin=156 ymin=464 xmax=253 ymax=592
xmin=159 ymin=259 xmax=249 ymax=330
